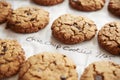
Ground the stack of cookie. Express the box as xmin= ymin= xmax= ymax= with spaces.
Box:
xmin=0 ymin=0 xmax=120 ymax=80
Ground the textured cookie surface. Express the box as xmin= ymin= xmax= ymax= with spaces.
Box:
xmin=98 ymin=21 xmax=120 ymax=55
xmin=0 ymin=1 xmax=11 ymax=23
xmin=69 ymin=0 xmax=105 ymax=11
xmin=32 ymin=0 xmax=64 ymax=6
xmin=108 ymin=0 xmax=120 ymax=17
xmin=80 ymin=61 xmax=120 ymax=80
xmin=0 ymin=39 xmax=25 ymax=79
xmin=51 ymin=14 xmax=97 ymax=44
xmin=7 ymin=7 xmax=49 ymax=33
xmin=19 ymin=52 xmax=78 ymax=80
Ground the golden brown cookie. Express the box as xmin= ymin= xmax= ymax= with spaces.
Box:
xmin=108 ymin=0 xmax=120 ymax=17
xmin=7 ymin=6 xmax=49 ymax=33
xmin=98 ymin=21 xmax=120 ymax=55
xmin=32 ymin=0 xmax=64 ymax=6
xmin=0 ymin=1 xmax=12 ymax=24
xmin=80 ymin=61 xmax=120 ymax=80
xmin=0 ymin=39 xmax=25 ymax=79
xmin=19 ymin=52 xmax=78 ymax=80
xmin=51 ymin=14 xmax=97 ymax=44
xmin=69 ymin=0 xmax=105 ymax=11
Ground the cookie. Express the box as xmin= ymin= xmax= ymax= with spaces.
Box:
xmin=51 ymin=14 xmax=97 ymax=44
xmin=0 ymin=39 xmax=25 ymax=79
xmin=19 ymin=52 xmax=78 ymax=80
xmin=7 ymin=6 xmax=49 ymax=33
xmin=80 ymin=61 xmax=120 ymax=80
xmin=108 ymin=0 xmax=120 ymax=17
xmin=98 ymin=21 xmax=120 ymax=55
xmin=32 ymin=0 xmax=64 ymax=6
xmin=0 ymin=1 xmax=11 ymax=24
xmin=69 ymin=0 xmax=105 ymax=11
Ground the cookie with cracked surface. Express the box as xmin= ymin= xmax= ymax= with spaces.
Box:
xmin=69 ymin=0 xmax=105 ymax=11
xmin=19 ymin=52 xmax=78 ymax=80
xmin=7 ymin=6 xmax=49 ymax=33
xmin=80 ymin=61 xmax=120 ymax=80
xmin=98 ymin=21 xmax=120 ymax=55
xmin=0 ymin=39 xmax=25 ymax=79
xmin=32 ymin=0 xmax=64 ymax=6
xmin=51 ymin=14 xmax=97 ymax=44
xmin=108 ymin=0 xmax=120 ymax=17
xmin=0 ymin=1 xmax=12 ymax=24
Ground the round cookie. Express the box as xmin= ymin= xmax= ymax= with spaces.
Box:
xmin=80 ymin=61 xmax=120 ymax=80
xmin=0 ymin=39 xmax=25 ymax=79
xmin=98 ymin=21 xmax=120 ymax=55
xmin=0 ymin=1 xmax=12 ymax=23
xmin=108 ymin=0 xmax=120 ymax=17
xmin=51 ymin=14 xmax=97 ymax=44
xmin=32 ymin=0 xmax=64 ymax=6
xmin=19 ymin=52 xmax=78 ymax=80
xmin=7 ymin=6 xmax=49 ymax=33
xmin=69 ymin=0 xmax=105 ymax=11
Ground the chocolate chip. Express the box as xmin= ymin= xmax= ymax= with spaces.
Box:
xmin=95 ymin=75 xmax=103 ymax=80
xmin=118 ymin=45 xmax=120 ymax=48
xmin=73 ymin=22 xmax=81 ymax=31
xmin=2 ymin=46 xmax=7 ymax=53
xmin=63 ymin=55 xmax=66 ymax=57
xmin=60 ymin=75 xmax=66 ymax=80
xmin=72 ymin=0 xmax=78 ymax=2
xmin=30 ymin=18 xmax=35 ymax=21
xmin=53 ymin=61 xmax=57 ymax=65
xmin=24 ymin=10 xmax=31 ymax=15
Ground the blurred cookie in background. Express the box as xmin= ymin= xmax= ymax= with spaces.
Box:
xmin=108 ymin=0 xmax=120 ymax=17
xmin=69 ymin=0 xmax=105 ymax=11
xmin=0 ymin=1 xmax=12 ymax=24
xmin=32 ymin=0 xmax=64 ymax=6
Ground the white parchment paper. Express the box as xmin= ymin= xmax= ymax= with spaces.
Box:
xmin=1 ymin=0 xmax=120 ymax=80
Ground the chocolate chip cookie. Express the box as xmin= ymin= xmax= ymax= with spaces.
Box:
xmin=0 ymin=39 xmax=25 ymax=79
xmin=51 ymin=14 xmax=97 ymax=44
xmin=19 ymin=52 xmax=78 ymax=80
xmin=98 ymin=21 xmax=120 ymax=55
xmin=7 ymin=6 xmax=49 ymax=33
xmin=0 ymin=1 xmax=12 ymax=24
xmin=32 ymin=0 xmax=64 ymax=6
xmin=69 ymin=0 xmax=105 ymax=11
xmin=80 ymin=61 xmax=120 ymax=80
xmin=108 ymin=0 xmax=120 ymax=17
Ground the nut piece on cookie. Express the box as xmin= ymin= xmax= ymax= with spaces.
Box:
xmin=98 ymin=21 xmax=120 ymax=55
xmin=51 ymin=14 xmax=97 ymax=44
xmin=108 ymin=0 xmax=120 ymax=17
xmin=0 ymin=1 xmax=12 ymax=24
xmin=69 ymin=0 xmax=105 ymax=11
xmin=80 ymin=61 xmax=120 ymax=80
xmin=32 ymin=0 xmax=64 ymax=6
xmin=7 ymin=6 xmax=49 ymax=33
xmin=0 ymin=39 xmax=25 ymax=79
xmin=18 ymin=52 xmax=78 ymax=80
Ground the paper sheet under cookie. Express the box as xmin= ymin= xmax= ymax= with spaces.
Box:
xmin=1 ymin=0 xmax=120 ymax=80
